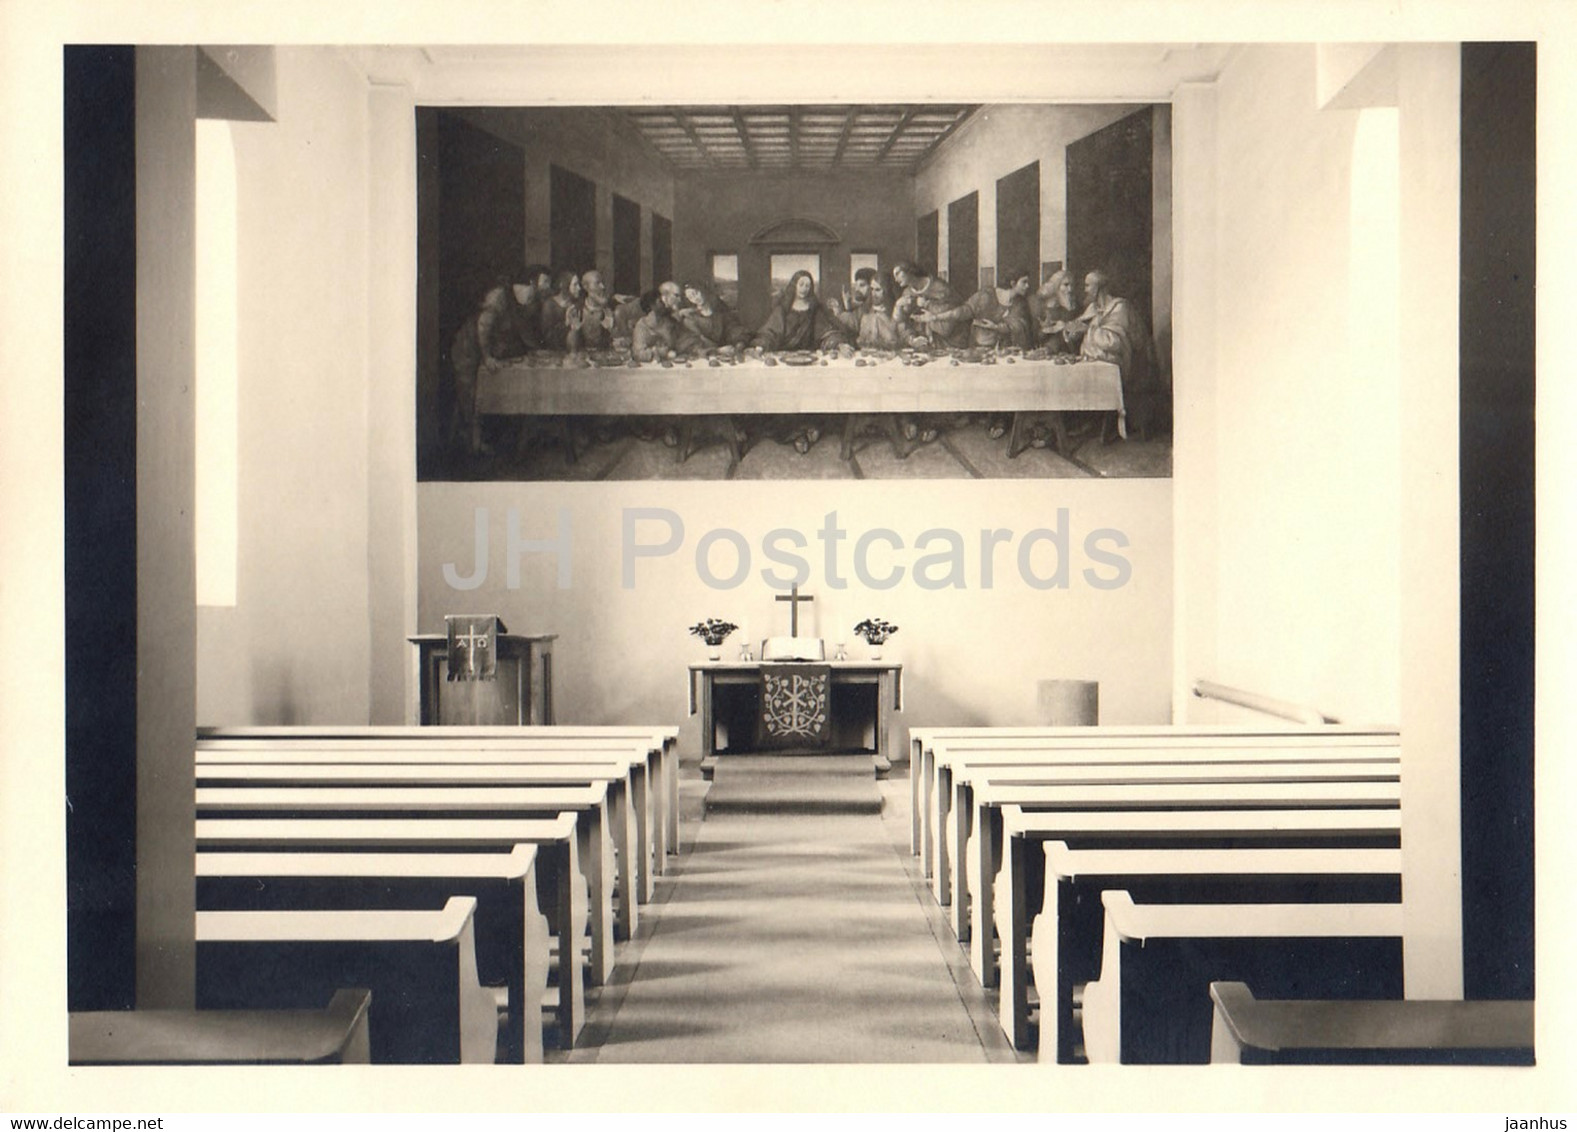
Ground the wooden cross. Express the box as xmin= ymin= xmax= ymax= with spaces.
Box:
xmin=775 ymin=583 xmax=815 ymax=637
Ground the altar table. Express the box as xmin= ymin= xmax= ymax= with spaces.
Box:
xmin=688 ymin=662 xmax=904 ymax=763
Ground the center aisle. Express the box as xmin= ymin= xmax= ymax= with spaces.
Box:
xmin=558 ymin=769 xmax=1018 ymax=1063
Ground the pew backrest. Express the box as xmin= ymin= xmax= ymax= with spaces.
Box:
xmin=1102 ymin=887 xmax=1406 ymax=944
xmin=196 ymin=814 xmax=581 ymax=847
xmin=198 ymin=726 xmax=674 ymax=764
xmin=959 ymin=760 xmax=1399 ymax=786
xmin=197 ymin=843 xmax=539 ymax=880
xmin=196 ymin=764 xmax=629 ymax=785
xmin=197 ymin=893 xmax=479 ymax=944
xmin=978 ymin=780 xmax=1401 ymax=809
xmin=195 ymin=785 xmax=610 ymax=813
xmin=1003 ymin=804 xmax=1403 ymax=839
xmin=1044 ymin=841 xmax=1403 ymax=880
xmin=196 ymin=741 xmax=653 ymax=765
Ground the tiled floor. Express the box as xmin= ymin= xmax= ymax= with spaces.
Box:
xmin=441 ymin=414 xmax=1172 ymax=482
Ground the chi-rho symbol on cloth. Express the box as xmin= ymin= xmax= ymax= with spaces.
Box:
xmin=760 ymin=666 xmax=831 ymax=744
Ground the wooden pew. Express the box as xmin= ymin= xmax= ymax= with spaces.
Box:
xmin=69 ymin=988 xmax=372 ymax=1065
xmin=197 ymin=777 xmax=619 ymax=969
xmin=1025 ymin=841 xmax=1402 ymax=1062
xmin=194 ymin=814 xmax=600 ymax=991
xmin=190 ymin=726 xmax=675 ymax=1057
xmin=1080 ymin=890 xmax=1406 ymax=1064
xmin=989 ymin=807 xmax=1403 ymax=1052
xmin=917 ymin=726 xmax=1400 ymax=899
xmin=195 ymin=773 xmax=633 ymax=942
xmin=197 ymin=844 xmax=561 ymax=1059
xmin=952 ymin=756 xmax=1398 ymax=917
xmin=918 ymin=728 xmax=1395 ymax=891
xmin=1208 ymin=981 xmax=1535 ymax=1066
xmin=196 ymin=755 xmax=643 ymax=895
xmin=199 ymin=724 xmax=682 ymax=859
xmin=196 ymin=896 xmax=498 ymax=1064
xmin=197 ymin=735 xmax=662 ymax=899
xmin=954 ymin=768 xmax=1400 ymax=954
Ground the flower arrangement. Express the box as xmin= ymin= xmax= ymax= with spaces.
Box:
xmin=852 ymin=618 xmax=899 ymax=646
xmin=688 ymin=618 xmax=739 ymax=647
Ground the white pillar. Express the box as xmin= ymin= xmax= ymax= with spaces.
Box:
xmin=1168 ymin=81 xmax=1219 ymax=723
xmin=1396 ymin=43 xmax=1463 ymax=998
xmin=368 ymin=81 xmax=420 ymax=724
xmin=134 ymin=45 xmax=198 ymax=1008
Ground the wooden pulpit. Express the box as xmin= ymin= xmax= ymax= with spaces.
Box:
xmin=411 ymin=624 xmax=556 ymax=725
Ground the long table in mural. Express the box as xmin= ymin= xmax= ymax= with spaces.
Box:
xmin=474 ymin=354 xmax=1124 ymax=465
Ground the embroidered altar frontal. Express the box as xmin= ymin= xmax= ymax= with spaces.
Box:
xmin=757 ymin=664 xmax=832 ymax=750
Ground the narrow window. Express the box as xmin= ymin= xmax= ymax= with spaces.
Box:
xmin=195 ymin=119 xmax=238 ymax=607
xmin=709 ymin=252 xmax=740 ymax=309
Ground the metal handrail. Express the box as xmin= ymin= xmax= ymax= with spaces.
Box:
xmin=1191 ymin=679 xmax=1338 ymax=725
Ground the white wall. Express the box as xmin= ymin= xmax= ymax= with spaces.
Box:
xmin=913 ymin=103 xmax=1139 ymax=279
xmin=1171 ymin=43 xmax=1462 ymax=995
xmin=1181 ymin=44 xmax=1402 ymax=726
xmin=195 ymin=48 xmax=375 ymax=725
xmin=416 ymin=479 xmax=1174 ymax=752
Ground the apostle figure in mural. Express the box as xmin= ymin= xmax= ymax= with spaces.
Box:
xmin=1034 ymin=269 xmax=1087 ymax=356
xmin=539 ymin=270 xmax=585 ymax=352
xmin=567 ymin=269 xmax=617 ymax=355
xmin=853 ymin=276 xmax=902 ymax=351
xmin=630 ymin=287 xmax=680 ymax=362
xmin=921 ymin=268 xmax=1037 ymax=439
xmin=1076 ymin=268 xmax=1156 ymax=398
xmin=828 ymin=266 xmax=879 ymax=337
xmin=921 ymin=268 xmax=1035 ymax=350
xmin=890 ymin=261 xmax=964 ymax=348
xmin=676 ymin=282 xmax=750 ymax=352
xmin=449 ymin=269 xmax=543 ymax=456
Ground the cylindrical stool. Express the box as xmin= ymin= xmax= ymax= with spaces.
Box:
xmin=1037 ymin=679 xmax=1099 ymax=725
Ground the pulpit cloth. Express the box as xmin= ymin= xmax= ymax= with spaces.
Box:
xmin=756 ymin=664 xmax=832 ymax=749
xmin=444 ymin=614 xmax=501 ymax=681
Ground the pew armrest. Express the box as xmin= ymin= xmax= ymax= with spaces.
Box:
xmin=69 ymin=988 xmax=372 ymax=1065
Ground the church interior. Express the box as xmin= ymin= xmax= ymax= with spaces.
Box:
xmin=38 ymin=37 xmax=1545 ymax=1101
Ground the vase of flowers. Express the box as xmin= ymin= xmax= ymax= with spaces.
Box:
xmin=853 ymin=618 xmax=899 ymax=661
xmin=689 ymin=618 xmax=739 ymax=661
